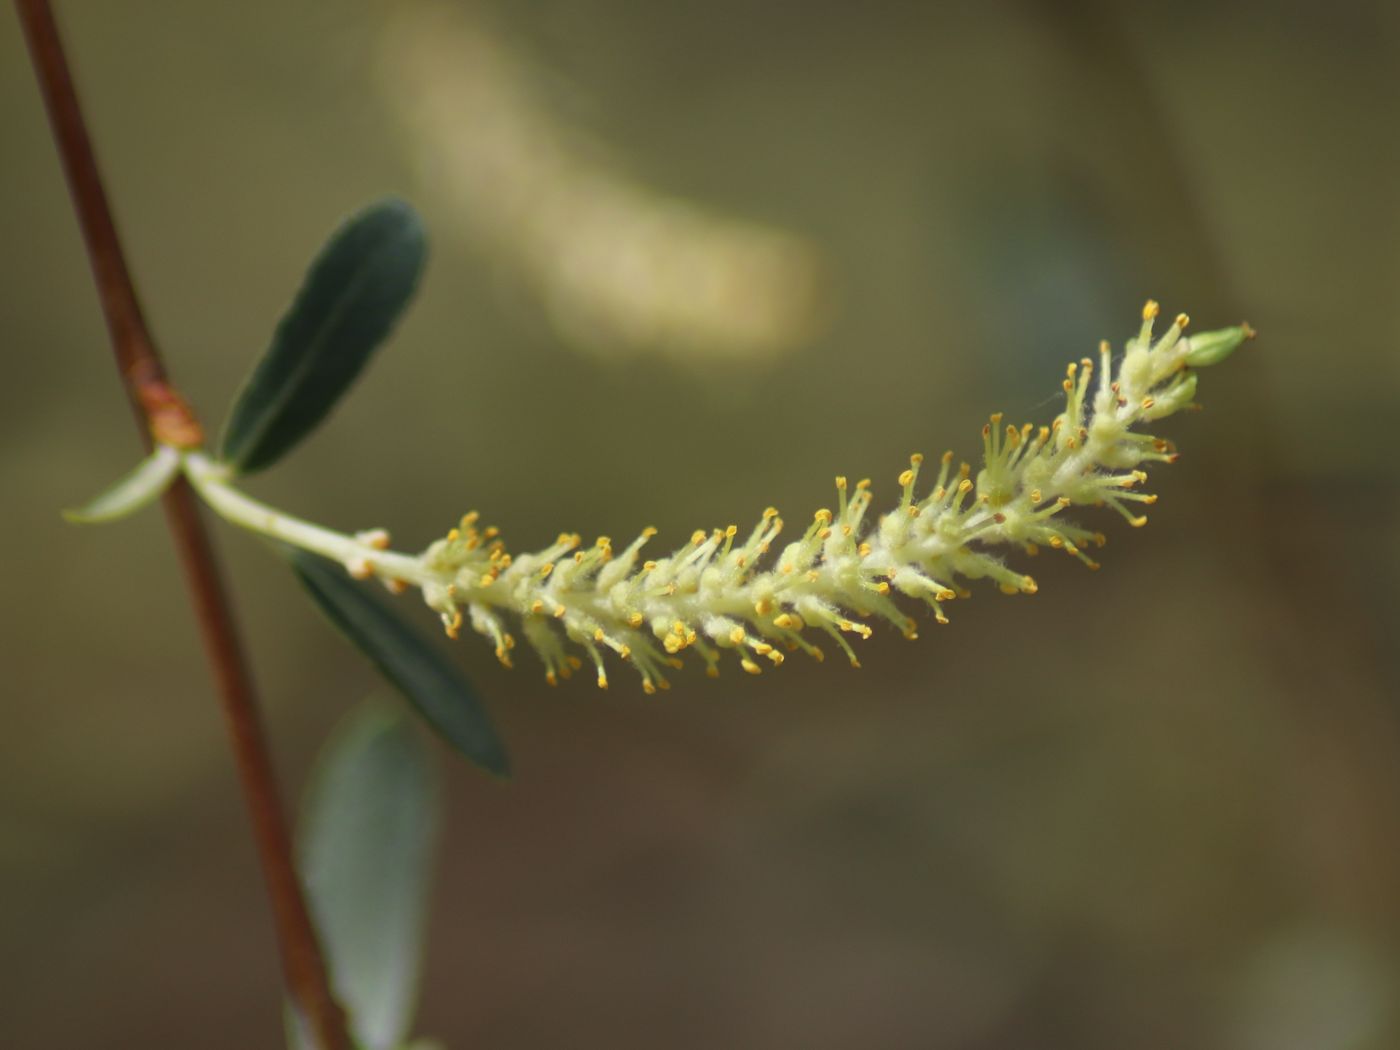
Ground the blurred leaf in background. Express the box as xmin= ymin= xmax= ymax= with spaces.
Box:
xmin=297 ymin=701 xmax=440 ymax=1050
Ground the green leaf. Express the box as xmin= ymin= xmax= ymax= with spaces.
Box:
xmin=219 ymin=198 xmax=427 ymax=474
xmin=63 ymin=445 xmax=181 ymax=523
xmin=299 ymin=702 xmax=439 ymax=1050
xmin=289 ymin=548 xmax=510 ymax=777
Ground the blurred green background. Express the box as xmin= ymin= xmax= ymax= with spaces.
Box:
xmin=3 ymin=1 xmax=1398 ymax=1047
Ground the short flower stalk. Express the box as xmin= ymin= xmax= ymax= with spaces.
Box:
xmin=179 ymin=302 xmax=1252 ymax=693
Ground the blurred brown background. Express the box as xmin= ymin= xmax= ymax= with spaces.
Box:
xmin=2 ymin=1 xmax=1398 ymax=1047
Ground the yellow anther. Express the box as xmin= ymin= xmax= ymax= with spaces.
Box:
xmin=446 ymin=528 xmax=460 ymax=543
xmin=1175 ymin=313 xmax=1190 ymax=329
xmin=545 ymin=670 xmax=557 ymax=686
xmin=755 ymin=598 xmax=774 ymax=616
xmin=1021 ymin=576 xmax=1038 ymax=594
xmin=597 ymin=671 xmax=608 ymax=690
xmin=642 ymin=679 xmax=656 ymax=695
xmin=530 ymin=599 xmax=545 ymax=614
xmin=643 ymin=560 xmax=657 ymax=572
xmin=729 ymin=626 xmax=746 ymax=645
xmin=858 ymin=542 xmax=872 ymax=557
xmin=1143 ymin=300 xmax=1160 ymax=320
xmin=593 ymin=628 xmax=605 ymax=642
xmin=691 ymin=530 xmax=707 ymax=545
xmin=553 ymin=605 xmax=566 ymax=618
xmin=478 ymin=573 xmax=495 ymax=587
xmin=740 ymin=658 xmax=762 ymax=675
xmin=835 ymin=476 xmax=848 ymax=490
xmin=628 ymin=612 xmax=644 ymax=628
xmin=815 ymin=508 xmax=833 ymax=524
xmin=539 ymin=562 xmax=554 ymax=578
xmin=763 ymin=506 xmax=779 ymax=519
xmin=898 ymin=469 xmax=914 ymax=487
xmin=1141 ymin=397 xmax=1156 ymax=410
xmin=957 ymin=478 xmax=973 ymax=494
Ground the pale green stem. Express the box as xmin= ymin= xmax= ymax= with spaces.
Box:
xmin=182 ymin=452 xmax=431 ymax=587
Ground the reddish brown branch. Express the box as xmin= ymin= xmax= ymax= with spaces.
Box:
xmin=14 ymin=3 xmax=349 ymax=1047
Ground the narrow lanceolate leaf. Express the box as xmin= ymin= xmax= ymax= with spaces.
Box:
xmin=299 ymin=702 xmax=439 ymax=1050
xmin=289 ymin=548 xmax=509 ymax=777
xmin=219 ymin=198 xmax=427 ymax=474
xmin=62 ymin=445 xmax=181 ymax=524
